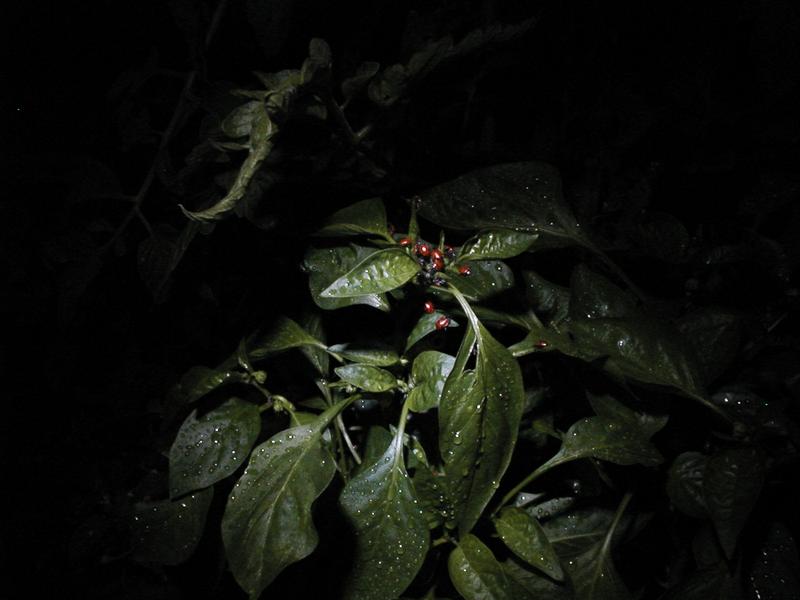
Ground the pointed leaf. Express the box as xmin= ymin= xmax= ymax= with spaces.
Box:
xmin=300 ymin=311 xmax=329 ymax=375
xmin=407 ymin=351 xmax=456 ymax=413
xmin=522 ymin=270 xmax=571 ymax=327
xmin=247 ymin=316 xmax=326 ymax=360
xmin=341 ymin=61 xmax=381 ymax=100
xmin=587 ymin=393 xmax=668 ymax=438
xmin=304 ymin=245 xmax=390 ymax=311
xmin=568 ymin=265 xmax=637 ymax=320
xmin=448 ymin=534 xmax=515 ymax=600
xmin=449 ymin=259 xmax=514 ymax=301
xmin=666 ymin=452 xmax=709 ymax=518
xmin=405 ymin=311 xmax=460 ymax=350
xmin=315 ymin=198 xmax=389 ymax=238
xmin=172 ymin=366 xmax=248 ymax=406
xmin=335 ymin=363 xmax=398 ymax=392
xmin=458 ymin=230 xmax=539 ymax=261
xmin=568 ymin=543 xmax=631 ymax=600
xmin=320 ymin=247 xmax=419 ymax=298
xmin=503 ymin=558 xmax=572 ymax=600
xmin=677 ymin=309 xmax=742 ymax=385
xmin=494 ymin=507 xmax=564 ymax=581
xmin=339 ymin=430 xmax=429 ymax=600
xmin=328 ymin=344 xmax=401 ymax=366
xmin=169 ymin=398 xmax=261 ymax=498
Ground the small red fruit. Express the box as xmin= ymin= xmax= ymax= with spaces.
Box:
xmin=435 ymin=316 xmax=451 ymax=330
xmin=398 ymin=237 xmax=413 ymax=247
xmin=415 ymin=242 xmax=431 ymax=257
xmin=534 ymin=340 xmax=549 ymax=349
xmin=423 ymin=300 xmax=435 ymax=314
xmin=457 ymin=264 xmax=472 ymax=276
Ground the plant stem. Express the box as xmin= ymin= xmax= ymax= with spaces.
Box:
xmin=337 ymin=414 xmax=362 ymax=464
xmin=491 ymin=454 xmax=570 ymax=517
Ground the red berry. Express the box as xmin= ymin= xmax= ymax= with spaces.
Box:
xmin=423 ymin=300 xmax=435 ymax=314
xmin=399 ymin=237 xmax=413 ymax=247
xmin=435 ymin=316 xmax=451 ymax=330
xmin=534 ymin=340 xmax=549 ymax=349
xmin=458 ymin=264 xmax=472 ymax=276
xmin=415 ymin=242 xmax=431 ymax=257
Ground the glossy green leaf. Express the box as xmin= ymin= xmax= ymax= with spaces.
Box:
xmin=172 ymin=366 xmax=248 ymax=405
xmin=328 ymin=344 xmax=401 ymax=366
xmin=586 ymin=393 xmax=668 ymax=438
xmin=704 ymin=446 xmax=765 ymax=559
xmin=315 ymin=198 xmax=389 ymax=238
xmin=568 ymin=542 xmax=631 ymax=600
xmin=335 ymin=363 xmax=398 ymax=392
xmin=448 ymin=534 xmax=516 ymax=600
xmin=320 ymin=247 xmax=419 ymax=298
xmin=355 ymin=426 xmax=394 ymax=475
xmin=405 ymin=311 xmax=460 ymax=351
xmin=666 ymin=452 xmax=709 ymax=518
xmin=304 ymin=245 xmax=391 ymax=311
xmin=543 ymin=508 xmax=618 ymax=558
xmin=568 ymin=265 xmax=637 ymax=320
xmin=521 ymin=271 xmax=570 ymax=327
xmin=494 ymin=507 xmax=564 ymax=581
xmin=131 ymin=487 xmax=213 ymax=566
xmin=412 ymin=463 xmax=448 ymax=530
xmin=247 ymin=316 xmax=327 ymax=361
xmin=407 ymin=351 xmax=455 ymax=413
xmin=221 ymin=100 xmax=262 ymax=138
xmin=503 ymin=558 xmax=572 ymax=600
xmin=300 ymin=311 xmax=329 ymax=375
xmin=449 ymin=260 xmax=514 ymax=301
xmin=169 ymin=398 xmax=261 ymax=498
xmin=221 ymin=403 xmax=342 ymax=598
xmin=459 ymin=230 xmax=539 ymax=261
xmin=339 ymin=427 xmax=429 ymax=600
xmin=439 ymin=299 xmax=525 ymax=534
xmin=417 ymin=162 xmax=586 ymax=245
xmin=181 ymin=103 xmax=276 ymax=222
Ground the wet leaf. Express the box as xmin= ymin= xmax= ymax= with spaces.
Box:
xmin=448 ymin=534 xmax=516 ymax=600
xmin=458 ymin=230 xmax=539 ymax=261
xmin=131 ymin=487 xmax=213 ymax=566
xmin=449 ymin=260 xmax=515 ymax=301
xmin=407 ymin=351 xmax=455 ymax=413
xmin=320 ymin=247 xmax=419 ymax=298
xmin=568 ymin=542 xmax=631 ymax=600
xmin=521 ymin=271 xmax=570 ymax=327
xmin=335 ymin=364 xmax=398 ymax=392
xmin=745 ymin=522 xmax=800 ymax=600
xmin=568 ymin=265 xmax=637 ymax=320
xmin=328 ymin=344 xmax=401 ymax=366
xmin=704 ymin=446 xmax=765 ymax=559
xmin=315 ymin=197 xmax=388 ymax=238
xmin=494 ymin=507 xmax=564 ymax=581
xmin=300 ymin=311 xmax=329 ymax=375
xmin=339 ymin=427 xmax=429 ymax=600
xmin=412 ymin=463 xmax=448 ymax=530
xmin=405 ymin=311 xmax=460 ymax=350
xmin=247 ymin=316 xmax=327 ymax=361
xmin=439 ymin=301 xmax=525 ymax=534
xmin=221 ymin=402 xmax=342 ymax=598
xmin=503 ymin=557 xmax=572 ymax=600
xmin=172 ymin=366 xmax=248 ymax=406
xmin=304 ymin=245 xmax=391 ymax=311
xmin=666 ymin=452 xmax=709 ymax=519
xmin=586 ymin=393 xmax=668 ymax=439
xmin=169 ymin=398 xmax=261 ymax=498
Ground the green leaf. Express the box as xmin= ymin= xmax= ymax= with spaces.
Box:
xmin=131 ymin=487 xmax=213 ymax=566
xmin=568 ymin=542 xmax=631 ymax=600
xmin=521 ymin=271 xmax=571 ymax=327
xmin=568 ymin=265 xmax=637 ymax=320
xmin=412 ymin=463 xmax=448 ymax=530
xmin=407 ymin=351 xmax=455 ymax=413
xmin=247 ymin=316 xmax=326 ymax=361
xmin=660 ymin=566 xmax=743 ymax=600
xmin=300 ymin=311 xmax=329 ymax=375
xmin=586 ymin=393 xmax=668 ymax=439
xmin=169 ymin=398 xmax=261 ymax=498
xmin=354 ymin=426 xmax=394 ymax=475
xmin=448 ymin=260 xmax=514 ymax=301
xmin=221 ymin=100 xmax=263 ymax=138
xmin=439 ymin=299 xmax=525 ymax=534
xmin=339 ymin=427 xmax=429 ymax=600
xmin=341 ymin=61 xmax=381 ymax=100
xmin=704 ymin=446 xmax=765 ymax=559
xmin=448 ymin=534 xmax=516 ymax=600
xmin=417 ymin=162 xmax=585 ymax=246
xmin=458 ymin=230 xmax=539 ymax=261
xmin=181 ymin=103 xmax=277 ymax=222
xmin=320 ymin=247 xmax=420 ymax=298
xmin=221 ymin=403 xmax=342 ymax=598
xmin=335 ymin=364 xmax=398 ymax=392
xmin=666 ymin=452 xmax=709 ymax=519
xmin=315 ymin=198 xmax=389 ymax=238
xmin=171 ymin=366 xmax=248 ymax=405
xmin=304 ymin=245 xmax=391 ymax=311
xmin=405 ymin=311 xmax=460 ymax=351
xmin=300 ymin=38 xmax=332 ymax=86
xmin=503 ymin=558 xmax=572 ymax=600
xmin=494 ymin=507 xmax=564 ymax=581
xmin=677 ymin=309 xmax=742 ymax=385
xmin=328 ymin=344 xmax=401 ymax=366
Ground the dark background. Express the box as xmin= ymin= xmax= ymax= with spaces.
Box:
xmin=3 ymin=0 xmax=800 ymax=598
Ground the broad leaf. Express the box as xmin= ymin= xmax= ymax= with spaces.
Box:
xmin=494 ymin=507 xmax=564 ymax=581
xmin=405 ymin=311 xmax=460 ymax=350
xmin=458 ymin=230 xmax=539 ymax=261
xmin=221 ymin=403 xmax=342 ymax=598
xmin=586 ymin=393 xmax=668 ymax=438
xmin=171 ymin=366 xmax=248 ymax=405
xmin=448 ymin=534 xmax=516 ymax=600
xmin=746 ymin=522 xmax=800 ymax=600
xmin=341 ymin=61 xmax=381 ymax=99
xmin=221 ymin=100 xmax=262 ymax=138
xmin=320 ymin=247 xmax=419 ymax=298
xmin=439 ymin=298 xmax=525 ymax=534
xmin=666 ymin=452 xmax=709 ymax=518
xmin=503 ymin=558 xmax=572 ymax=600
xmin=131 ymin=487 xmax=213 ymax=566
xmin=169 ymin=398 xmax=261 ymax=498
xmin=521 ymin=270 xmax=570 ymax=327
xmin=300 ymin=311 xmax=329 ymax=375
xmin=335 ymin=363 xmax=398 ymax=392
xmin=568 ymin=265 xmax=637 ymax=320
xmin=339 ymin=426 xmax=429 ymax=600
xmin=315 ymin=198 xmax=389 ymax=238
xmin=568 ymin=542 xmax=631 ymax=600
xmin=328 ymin=344 xmax=401 ymax=366
xmin=677 ymin=309 xmax=741 ymax=385
xmin=304 ymin=245 xmax=391 ymax=311
xmin=704 ymin=446 xmax=765 ymax=559
xmin=407 ymin=351 xmax=455 ymax=413
xmin=247 ymin=316 xmax=326 ymax=361
xmin=448 ymin=260 xmax=514 ymax=301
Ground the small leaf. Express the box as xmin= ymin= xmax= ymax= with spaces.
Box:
xmin=131 ymin=487 xmax=213 ymax=565
xmin=459 ymin=229 xmax=539 ymax=261
xmin=339 ymin=428 xmax=429 ymax=600
xmin=315 ymin=198 xmax=388 ymax=238
xmin=341 ymin=61 xmax=381 ymax=100
xmin=221 ymin=402 xmax=343 ymax=599
xmin=335 ymin=364 xmax=398 ymax=392
xmin=221 ymin=100 xmax=262 ymax=138
xmin=304 ymin=245 xmax=391 ymax=311
xmin=494 ymin=507 xmax=564 ymax=581
xmin=407 ymin=351 xmax=455 ymax=413
xmin=587 ymin=393 xmax=668 ymax=438
xmin=704 ymin=446 xmax=765 ymax=559
xmin=448 ymin=534 xmax=516 ymax=600
xmin=320 ymin=247 xmax=419 ymax=298
xmin=327 ymin=344 xmax=401 ymax=366
xmin=172 ymin=366 xmax=248 ymax=406
xmin=169 ymin=398 xmax=261 ymax=498
xmin=300 ymin=311 xmax=329 ymax=375
xmin=448 ymin=260 xmax=514 ymax=301
xmin=247 ymin=316 xmax=326 ymax=361
xmin=666 ymin=452 xmax=709 ymax=518
xmin=405 ymin=311 xmax=460 ymax=350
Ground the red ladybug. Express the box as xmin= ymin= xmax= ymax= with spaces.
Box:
xmin=415 ymin=242 xmax=431 ymax=257
xmin=534 ymin=340 xmax=549 ymax=349
xmin=423 ymin=300 xmax=435 ymax=314
xmin=431 ymin=248 xmax=444 ymax=262
xmin=457 ymin=264 xmax=472 ymax=276
xmin=398 ymin=237 xmax=413 ymax=247
xmin=435 ymin=316 xmax=451 ymax=330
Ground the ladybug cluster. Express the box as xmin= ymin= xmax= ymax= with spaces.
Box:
xmin=398 ymin=237 xmax=469 ymax=288
xmin=422 ymin=299 xmax=450 ymax=330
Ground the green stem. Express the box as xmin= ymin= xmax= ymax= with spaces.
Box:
xmin=602 ymin=491 xmax=633 ymax=557
xmin=491 ymin=454 xmax=571 ymax=517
